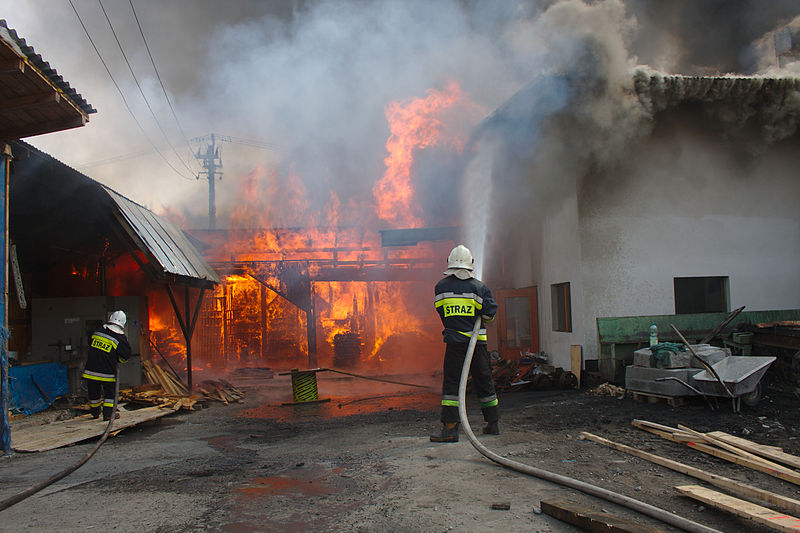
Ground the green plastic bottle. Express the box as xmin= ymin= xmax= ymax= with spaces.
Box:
xmin=649 ymin=322 xmax=658 ymax=347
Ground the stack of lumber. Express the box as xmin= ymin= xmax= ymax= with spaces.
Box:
xmin=142 ymin=360 xmax=188 ymax=395
xmin=118 ymin=386 xmax=201 ymax=411
xmin=580 ymin=420 xmax=800 ymax=532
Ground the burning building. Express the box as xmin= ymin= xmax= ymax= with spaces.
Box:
xmin=95 ymin=1 xmax=800 ymax=385
xmin=183 ymin=226 xmax=455 ymax=375
xmin=149 ymin=83 xmax=482 ymax=378
xmin=8 ymin=141 xmax=219 ymax=393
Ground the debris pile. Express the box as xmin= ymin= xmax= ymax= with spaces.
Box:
xmin=195 ymin=380 xmax=245 ymax=405
xmin=497 ymin=351 xmax=580 ymax=391
xmin=587 ymin=382 xmax=626 ymax=398
xmin=118 ymin=361 xmax=245 ymax=410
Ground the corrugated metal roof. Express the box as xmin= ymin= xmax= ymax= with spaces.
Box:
xmin=0 ymin=19 xmax=96 ymax=116
xmin=104 ymin=186 xmax=220 ymax=285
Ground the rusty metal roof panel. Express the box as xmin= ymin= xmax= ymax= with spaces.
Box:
xmin=104 ymin=186 xmax=220 ymax=285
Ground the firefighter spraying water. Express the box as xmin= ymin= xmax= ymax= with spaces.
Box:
xmin=430 ymin=245 xmax=499 ymax=442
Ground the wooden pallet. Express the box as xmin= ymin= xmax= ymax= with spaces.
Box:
xmin=631 ymin=390 xmax=688 ymax=407
xmin=11 ymin=403 xmax=180 ymax=453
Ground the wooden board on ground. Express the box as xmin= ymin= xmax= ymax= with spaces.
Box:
xmin=581 ymin=432 xmax=800 ymax=516
xmin=678 ymin=424 xmax=788 ymax=471
xmin=540 ymin=499 xmax=668 ymax=533
xmin=632 ymin=420 xmax=800 ymax=487
xmin=708 ymin=431 xmax=800 ymax=471
xmin=11 ymin=404 xmax=179 ymax=453
xmin=676 ymin=485 xmax=800 ymax=532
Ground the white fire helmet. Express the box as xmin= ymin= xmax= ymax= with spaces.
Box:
xmin=107 ymin=310 xmax=127 ymax=334
xmin=444 ymin=245 xmax=474 ymax=280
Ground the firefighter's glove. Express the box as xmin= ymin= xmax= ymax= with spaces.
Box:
xmin=481 ymin=315 xmax=495 ymax=323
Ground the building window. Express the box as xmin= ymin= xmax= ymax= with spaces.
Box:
xmin=551 ymin=282 xmax=571 ymax=332
xmin=674 ymin=276 xmax=729 ymax=314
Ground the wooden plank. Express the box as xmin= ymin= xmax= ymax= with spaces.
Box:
xmin=631 ymin=391 xmax=688 ymax=407
xmin=540 ymin=499 xmax=668 ymax=533
xmin=676 ymin=485 xmax=800 ymax=532
xmin=678 ymin=424 xmax=791 ymax=471
xmin=581 ymin=432 xmax=800 ymax=516
xmin=570 ymin=345 xmax=582 ymax=385
xmin=708 ymin=431 xmax=800 ymax=471
xmin=632 ymin=419 xmax=693 ymax=437
xmin=11 ymin=404 xmax=179 ymax=453
xmin=632 ymin=420 xmax=800 ymax=487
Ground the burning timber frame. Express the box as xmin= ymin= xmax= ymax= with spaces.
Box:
xmin=213 ymin=256 xmax=445 ymax=368
xmin=206 ymin=227 xmax=457 ymax=367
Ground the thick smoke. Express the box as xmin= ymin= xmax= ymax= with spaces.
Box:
xmin=2 ymin=0 xmax=798 ymax=237
xmin=463 ymin=0 xmax=647 ymax=281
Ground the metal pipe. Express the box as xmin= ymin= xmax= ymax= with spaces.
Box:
xmin=457 ymin=317 xmax=720 ymax=533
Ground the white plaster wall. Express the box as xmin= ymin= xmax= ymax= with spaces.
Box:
xmin=577 ymin=127 xmax=800 ymax=360
xmin=539 ymin=184 xmax=585 ymax=370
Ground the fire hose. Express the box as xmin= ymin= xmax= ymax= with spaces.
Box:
xmin=457 ymin=317 xmax=721 ymax=533
xmin=0 ymin=372 xmax=120 ymax=513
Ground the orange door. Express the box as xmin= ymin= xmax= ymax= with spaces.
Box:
xmin=495 ymin=287 xmax=539 ymax=362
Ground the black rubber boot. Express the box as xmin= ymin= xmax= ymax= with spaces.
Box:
xmin=482 ymin=421 xmax=499 ymax=435
xmin=430 ymin=422 xmax=459 ymax=442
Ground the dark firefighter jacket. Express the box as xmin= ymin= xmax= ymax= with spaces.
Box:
xmin=81 ymin=325 xmax=132 ymax=382
xmin=434 ymin=275 xmax=498 ymax=344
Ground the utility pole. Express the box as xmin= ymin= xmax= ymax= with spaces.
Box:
xmin=195 ymin=133 xmax=224 ymax=229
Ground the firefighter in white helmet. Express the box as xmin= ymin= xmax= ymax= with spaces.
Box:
xmin=430 ymin=245 xmax=499 ymax=442
xmin=81 ymin=310 xmax=132 ymax=421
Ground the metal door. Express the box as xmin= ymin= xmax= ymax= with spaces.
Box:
xmin=496 ymin=287 xmax=539 ymax=361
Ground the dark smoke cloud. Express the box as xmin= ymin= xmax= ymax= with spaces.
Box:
xmin=2 ymin=0 xmax=798 ymax=238
xmin=626 ymin=0 xmax=800 ymax=74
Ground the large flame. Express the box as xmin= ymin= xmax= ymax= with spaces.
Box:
xmin=373 ymin=80 xmax=476 ymax=228
xmin=148 ymin=83 xmax=480 ymax=377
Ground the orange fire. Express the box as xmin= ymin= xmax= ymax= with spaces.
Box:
xmin=373 ymin=80 xmax=479 ymax=228
xmin=147 ymin=83 xmax=480 ymax=377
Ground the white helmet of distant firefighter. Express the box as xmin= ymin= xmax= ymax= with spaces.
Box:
xmin=107 ymin=310 xmax=127 ymax=334
xmin=443 ymin=245 xmax=475 ymax=279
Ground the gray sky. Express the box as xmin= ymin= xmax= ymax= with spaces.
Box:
xmin=3 ymin=0 xmax=798 ymax=230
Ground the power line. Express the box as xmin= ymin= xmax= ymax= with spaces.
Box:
xmin=190 ymin=134 xmax=279 ymax=152
xmin=67 ymin=0 xmax=195 ymax=182
xmin=76 ymin=147 xmax=154 ymax=169
xmin=97 ymin=0 xmax=196 ymax=175
xmin=78 ymin=135 xmax=280 ymax=170
xmin=127 ymin=0 xmax=195 ymax=160
xmin=227 ymin=136 xmax=279 ymax=151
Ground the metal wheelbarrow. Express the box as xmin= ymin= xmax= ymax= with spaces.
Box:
xmin=690 ymin=356 xmax=776 ymax=411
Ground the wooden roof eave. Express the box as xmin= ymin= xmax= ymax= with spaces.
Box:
xmin=0 ymin=37 xmax=91 ymax=140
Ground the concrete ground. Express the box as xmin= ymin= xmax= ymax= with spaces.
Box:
xmin=1 ymin=372 xmax=796 ymax=532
